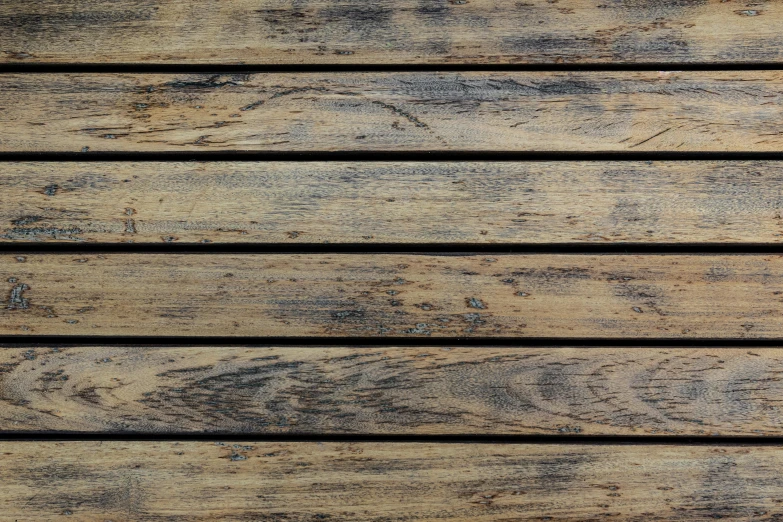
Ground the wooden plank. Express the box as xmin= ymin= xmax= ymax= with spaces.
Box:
xmin=3 ymin=71 xmax=783 ymax=152
xmin=2 ymin=345 xmax=783 ymax=436
xmin=1 ymin=441 xmax=781 ymax=520
xmin=2 ymin=0 xmax=782 ymax=65
xmin=4 ymin=161 xmax=783 ymax=244
xmin=3 ymin=254 xmax=783 ymax=338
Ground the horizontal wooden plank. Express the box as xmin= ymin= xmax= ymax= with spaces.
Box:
xmin=3 ymin=254 xmax=783 ymax=338
xmin=1 ymin=441 xmax=781 ymax=520
xmin=3 ymin=72 xmax=783 ymax=152
xmin=3 ymin=345 xmax=783 ymax=436
xmin=4 ymin=161 xmax=783 ymax=244
xmin=2 ymin=0 xmax=782 ymax=65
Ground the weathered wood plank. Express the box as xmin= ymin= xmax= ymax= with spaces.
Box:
xmin=3 ymin=254 xmax=783 ymax=338
xmin=4 ymin=161 xmax=783 ymax=244
xmin=2 ymin=0 xmax=782 ymax=65
xmin=2 ymin=345 xmax=783 ymax=436
xmin=3 ymin=72 xmax=783 ymax=152
xmin=1 ymin=441 xmax=781 ymax=520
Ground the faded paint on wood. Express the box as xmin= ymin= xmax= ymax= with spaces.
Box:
xmin=4 ymin=161 xmax=783 ymax=244
xmin=3 ymin=254 xmax=783 ymax=338
xmin=2 ymin=0 xmax=782 ymax=65
xmin=2 ymin=345 xmax=783 ymax=436
xmin=0 ymin=441 xmax=780 ymax=520
xmin=3 ymin=72 xmax=783 ymax=152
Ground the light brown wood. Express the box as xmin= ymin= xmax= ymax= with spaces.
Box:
xmin=3 ymin=253 xmax=783 ymax=338
xmin=2 ymin=0 xmax=782 ymax=65
xmin=3 ymin=345 xmax=783 ymax=436
xmin=5 ymin=0 xmax=782 ymax=514
xmin=1 ymin=441 xmax=781 ymax=520
xmin=4 ymin=161 xmax=783 ymax=244
xmin=3 ymin=72 xmax=783 ymax=152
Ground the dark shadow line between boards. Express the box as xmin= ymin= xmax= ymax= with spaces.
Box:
xmin=0 ymin=433 xmax=783 ymax=445
xmin=4 ymin=63 xmax=783 ymax=73
xmin=1 ymin=336 xmax=783 ymax=347
xmin=3 ymin=151 xmax=783 ymax=162
xmin=3 ymin=243 xmax=783 ymax=254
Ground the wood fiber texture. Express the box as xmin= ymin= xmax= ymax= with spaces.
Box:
xmin=1 ymin=441 xmax=781 ymax=520
xmin=2 ymin=345 xmax=783 ymax=436
xmin=5 ymin=161 xmax=783 ymax=244
xmin=3 ymin=253 xmax=783 ymax=338
xmin=4 ymin=72 xmax=783 ymax=152
xmin=5 ymin=0 xmax=783 ymax=517
xmin=1 ymin=0 xmax=782 ymax=64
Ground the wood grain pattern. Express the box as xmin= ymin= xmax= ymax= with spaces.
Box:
xmin=1 ymin=441 xmax=782 ymax=520
xmin=5 ymin=161 xmax=783 ymax=244
xmin=6 ymin=0 xmax=782 ymax=515
xmin=2 ymin=0 xmax=782 ymax=65
xmin=3 ymin=345 xmax=783 ymax=436
xmin=4 ymin=253 xmax=783 ymax=338
xmin=4 ymin=72 xmax=783 ymax=152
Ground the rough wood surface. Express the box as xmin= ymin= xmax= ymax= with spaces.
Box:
xmin=4 ymin=72 xmax=783 ymax=152
xmin=5 ymin=161 xmax=783 ymax=244
xmin=1 ymin=441 xmax=782 ymax=520
xmin=3 ymin=345 xmax=783 ymax=436
xmin=4 ymin=254 xmax=783 ymax=338
xmin=2 ymin=0 xmax=782 ymax=65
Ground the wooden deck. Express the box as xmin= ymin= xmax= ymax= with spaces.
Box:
xmin=2 ymin=1 xmax=783 ymax=520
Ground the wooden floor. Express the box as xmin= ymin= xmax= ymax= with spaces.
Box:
xmin=3 ymin=1 xmax=783 ymax=520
